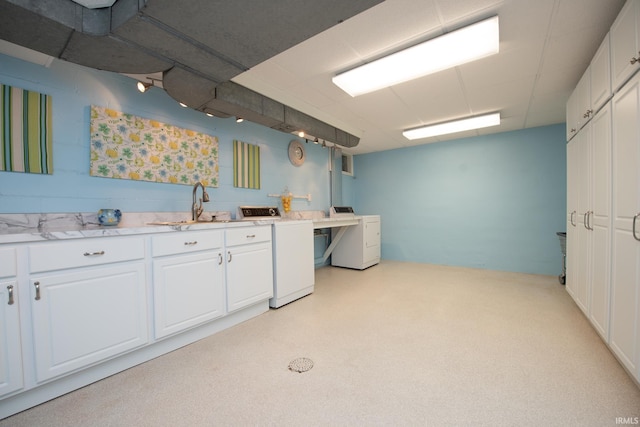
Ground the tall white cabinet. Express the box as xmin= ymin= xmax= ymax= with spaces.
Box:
xmin=566 ymin=0 xmax=640 ymax=384
xmin=611 ymin=70 xmax=640 ymax=378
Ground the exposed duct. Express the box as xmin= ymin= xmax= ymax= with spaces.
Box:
xmin=0 ymin=0 xmax=382 ymax=147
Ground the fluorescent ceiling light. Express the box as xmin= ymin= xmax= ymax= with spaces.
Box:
xmin=332 ymin=16 xmax=499 ymax=97
xmin=403 ymin=112 xmax=500 ymax=140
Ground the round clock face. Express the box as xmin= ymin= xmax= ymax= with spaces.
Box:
xmin=288 ymin=140 xmax=305 ymax=166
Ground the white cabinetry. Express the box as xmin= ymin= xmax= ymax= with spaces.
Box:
xmin=0 ymin=224 xmax=275 ymax=419
xmin=611 ymin=70 xmax=640 ymax=380
xmin=225 ymin=226 xmax=273 ymax=312
xmin=566 ymin=102 xmax=612 ymax=338
xmin=589 ymin=102 xmax=613 ymax=340
xmin=151 ymin=230 xmax=225 ymax=339
xmin=28 ymin=237 xmax=148 ymax=383
xmin=566 ymin=87 xmax=579 ymax=141
xmin=0 ymin=247 xmax=23 ymax=398
xmin=591 ymin=34 xmax=612 ymax=113
xmin=565 ymin=0 xmax=640 ymax=384
xmin=566 ymin=66 xmax=593 ymax=140
xmin=566 ymin=138 xmax=579 ymax=291
xmin=611 ymin=0 xmax=640 ymax=92
xmin=566 ymin=125 xmax=591 ymax=314
xmin=576 ymin=68 xmax=592 ymax=129
xmin=331 ymin=215 xmax=381 ymax=270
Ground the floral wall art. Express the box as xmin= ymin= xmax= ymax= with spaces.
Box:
xmin=89 ymin=105 xmax=219 ymax=186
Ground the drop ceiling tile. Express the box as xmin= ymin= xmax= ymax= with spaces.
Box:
xmin=549 ymin=0 xmax=625 ymax=38
xmin=330 ymin=0 xmax=443 ymax=60
xmin=435 ymin=0 xmax=502 ymax=28
xmin=458 ymin=39 xmax=543 ymax=88
xmin=497 ymin=0 xmax=555 ymax=39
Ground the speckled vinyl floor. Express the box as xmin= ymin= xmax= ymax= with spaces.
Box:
xmin=2 ymin=261 xmax=639 ymax=426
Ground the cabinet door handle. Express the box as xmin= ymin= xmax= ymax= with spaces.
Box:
xmin=34 ymin=281 xmax=41 ymax=301
xmin=633 ymin=213 xmax=640 ymax=242
xmin=246 ymin=234 xmax=256 ymax=238
xmin=583 ymin=212 xmax=589 ymax=229
xmin=632 ymin=52 xmax=640 ymax=65
xmin=184 ymin=241 xmax=198 ymax=246
xmin=218 ymin=253 xmax=223 ymax=265
xmin=7 ymin=285 xmax=14 ymax=305
xmin=227 ymin=251 xmax=232 ymax=263
xmin=83 ymin=251 xmax=105 ymax=257
xmin=570 ymin=211 xmax=576 ymax=227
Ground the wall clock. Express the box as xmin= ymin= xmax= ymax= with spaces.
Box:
xmin=288 ymin=140 xmax=305 ymax=166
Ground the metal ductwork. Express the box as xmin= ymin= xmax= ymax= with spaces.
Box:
xmin=0 ymin=0 xmax=382 ymax=147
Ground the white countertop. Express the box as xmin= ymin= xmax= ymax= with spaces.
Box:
xmin=0 ymin=211 xmax=367 ymax=245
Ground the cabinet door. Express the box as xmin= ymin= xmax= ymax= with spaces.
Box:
xmin=611 ymin=0 xmax=640 ymax=92
xmin=566 ymin=89 xmax=579 ymax=141
xmin=611 ymin=71 xmax=640 ymax=379
xmin=0 ymin=279 xmax=23 ymax=398
xmin=576 ymin=67 xmax=592 ymax=129
xmin=30 ymin=262 xmax=148 ymax=382
xmin=572 ymin=127 xmax=593 ymax=316
xmin=591 ymin=34 xmax=612 ymax=113
xmin=590 ymin=102 xmax=612 ymax=340
xmin=566 ymin=139 xmax=579 ymax=292
xmin=226 ymin=242 xmax=273 ymax=313
xmin=153 ymin=251 xmax=225 ymax=339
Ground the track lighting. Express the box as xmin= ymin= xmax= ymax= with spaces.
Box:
xmin=137 ymin=81 xmax=152 ymax=93
xmin=298 ymin=131 xmax=305 ymax=137
xmin=136 ymin=77 xmax=161 ymax=93
xmin=236 ymin=117 xmax=244 ymax=123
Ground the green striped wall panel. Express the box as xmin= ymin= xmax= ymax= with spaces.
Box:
xmin=233 ymin=139 xmax=260 ymax=189
xmin=1 ymin=84 xmax=53 ymax=174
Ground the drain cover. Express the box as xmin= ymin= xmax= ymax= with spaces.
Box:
xmin=288 ymin=357 xmax=314 ymax=373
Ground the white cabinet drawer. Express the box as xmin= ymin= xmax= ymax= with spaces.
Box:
xmin=226 ymin=226 xmax=271 ymax=247
xmin=29 ymin=237 xmax=145 ymax=273
xmin=0 ymin=247 xmax=17 ymax=278
xmin=151 ymin=230 xmax=223 ymax=257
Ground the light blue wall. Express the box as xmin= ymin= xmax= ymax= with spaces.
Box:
xmin=0 ymin=53 xmax=330 ymax=215
xmin=1 ymin=53 xmax=567 ymax=276
xmin=346 ymin=125 xmax=567 ymax=276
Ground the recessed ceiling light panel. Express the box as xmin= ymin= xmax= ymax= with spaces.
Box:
xmin=333 ymin=16 xmax=499 ymax=97
xmin=403 ymin=112 xmax=501 ymax=140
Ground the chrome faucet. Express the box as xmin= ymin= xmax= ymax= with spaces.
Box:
xmin=192 ymin=181 xmax=210 ymax=221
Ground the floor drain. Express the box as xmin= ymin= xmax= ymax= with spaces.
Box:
xmin=288 ymin=357 xmax=314 ymax=373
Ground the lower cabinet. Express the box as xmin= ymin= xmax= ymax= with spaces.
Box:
xmin=0 ymin=247 xmax=23 ymax=398
xmin=30 ymin=262 xmax=148 ymax=383
xmin=0 ymin=224 xmax=274 ymax=418
xmin=151 ymin=230 xmax=226 ymax=339
xmin=28 ymin=236 xmax=148 ymax=383
xmin=225 ymin=226 xmax=273 ymax=312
